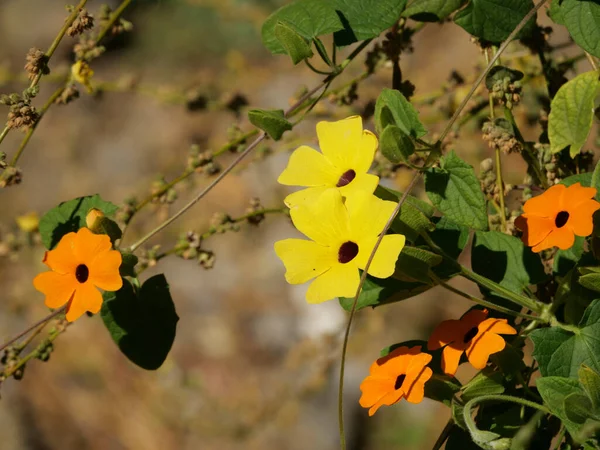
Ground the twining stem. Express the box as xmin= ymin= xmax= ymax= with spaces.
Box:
xmin=0 ymin=306 xmax=66 ymax=354
xmin=96 ymin=0 xmax=134 ymax=44
xmin=585 ymin=52 xmax=599 ymax=72
xmin=428 ymin=271 xmax=540 ymax=320
xmin=435 ymin=0 xmax=548 ymax=145
xmin=10 ymin=86 xmax=65 ymax=166
xmin=0 ymin=127 xmax=9 ymax=147
xmin=431 ymin=418 xmax=455 ymax=450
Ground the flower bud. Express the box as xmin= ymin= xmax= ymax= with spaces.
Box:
xmin=86 ymin=208 xmax=105 ymax=230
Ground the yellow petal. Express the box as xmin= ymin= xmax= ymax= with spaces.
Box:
xmin=306 ymin=263 xmax=360 ymax=303
xmin=283 ymin=186 xmax=329 ymax=208
xmin=274 ymin=239 xmax=336 ymax=284
xmin=33 ymin=271 xmax=76 ymax=309
xmin=89 ymin=249 xmax=123 ymax=291
xmin=316 ymin=116 xmax=364 ymax=169
xmin=346 ymin=192 xmax=398 ymax=242
xmin=277 ymin=146 xmax=338 ymax=187
xmin=338 ymin=172 xmax=380 ymax=199
xmin=290 ymin=189 xmax=350 ymax=246
xmin=355 ymin=234 xmax=405 ymax=278
xmin=353 ymin=130 xmax=378 ymax=173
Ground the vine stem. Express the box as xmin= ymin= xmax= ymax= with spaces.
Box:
xmin=436 ymin=0 xmax=549 ymax=145
xmin=96 ymin=0 xmax=134 ymax=43
xmin=0 ymin=306 xmax=66 ymax=354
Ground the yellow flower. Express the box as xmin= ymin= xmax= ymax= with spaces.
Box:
xmin=33 ymin=227 xmax=122 ymax=322
xmin=16 ymin=212 xmax=39 ymax=232
xmin=274 ymin=189 xmax=405 ymax=303
xmin=277 ymin=116 xmax=379 ymax=207
xmin=71 ymin=60 xmax=94 ymax=93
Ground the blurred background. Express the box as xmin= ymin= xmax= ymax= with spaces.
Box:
xmin=0 ymin=1 xmax=580 ymax=449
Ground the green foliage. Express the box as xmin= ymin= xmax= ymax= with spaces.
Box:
xmin=379 ymin=124 xmax=415 ymax=164
xmin=402 ymin=0 xmax=466 ymax=22
xmin=425 ymin=150 xmax=488 ymax=230
xmin=557 ymin=0 xmax=600 ymax=59
xmin=101 ymin=275 xmax=179 ymax=370
xmin=484 ymin=65 xmax=524 ymax=90
xmin=580 ymin=365 xmax=600 ymax=410
xmin=248 ymin=109 xmax=293 ymax=140
xmin=548 ymin=71 xmax=600 ymax=157
xmin=261 ymin=0 xmax=343 ymax=55
xmin=461 ymin=368 xmax=505 ymax=402
xmin=472 ymin=231 xmax=546 ymax=293
xmin=394 ymin=245 xmax=442 ymax=283
xmin=531 ymin=300 xmax=600 ymax=378
xmin=454 ymin=0 xmax=535 ymax=43
xmin=274 ymin=22 xmax=314 ymax=64
xmin=39 ymin=194 xmax=119 ymax=249
xmin=119 ymin=252 xmax=138 ymax=278
xmin=332 ymin=0 xmax=408 ymax=46
xmin=425 ymin=374 xmax=462 ymax=406
xmin=374 ymin=88 xmax=427 ymax=137
xmin=537 ymin=376 xmax=584 ymax=435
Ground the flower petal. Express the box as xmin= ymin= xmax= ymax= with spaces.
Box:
xmin=531 ymin=226 xmax=575 ymax=252
xmin=465 ymin=332 xmax=506 ymax=369
xmin=316 ymin=116 xmax=364 ymax=168
xmin=283 ymin=186 xmax=329 ymax=209
xmin=66 ymin=282 xmax=103 ymax=322
xmin=338 ymin=172 xmax=380 ymax=200
xmin=359 ymin=376 xmax=395 ymax=409
xmin=404 ymin=367 xmax=433 ymax=404
xmin=277 ymin=146 xmax=338 ymax=187
xmin=306 ymin=263 xmax=359 ymax=303
xmin=441 ymin=345 xmax=464 ymax=376
xmin=72 ymin=227 xmax=112 ymax=264
xmin=460 ymin=308 xmax=489 ymax=329
xmin=523 ymin=184 xmax=565 ymax=216
xmin=89 ymin=249 xmax=123 ymax=291
xmin=43 ymin=232 xmax=78 ymax=274
xmin=353 ymin=130 xmax=378 ymax=173
xmin=33 ymin=271 xmax=76 ymax=309
xmin=515 ymin=214 xmax=554 ymax=248
xmin=274 ymin=239 xmax=336 ymax=284
xmin=566 ymin=183 xmax=597 ymax=209
xmin=478 ymin=318 xmax=517 ymax=336
xmin=346 ymin=192 xmax=398 ymax=241
xmin=368 ymin=388 xmax=405 ymax=416
xmin=356 ymin=234 xmax=405 ymax=278
xmin=568 ymin=199 xmax=600 ymax=237
xmin=290 ymin=189 xmax=350 ymax=245
xmin=427 ymin=319 xmax=464 ymax=350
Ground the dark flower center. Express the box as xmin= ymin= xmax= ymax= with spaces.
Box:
xmin=463 ymin=326 xmax=479 ymax=343
xmin=394 ymin=374 xmax=406 ymax=390
xmin=555 ymin=211 xmax=570 ymax=228
xmin=338 ymin=241 xmax=359 ymax=264
xmin=336 ymin=169 xmax=356 ymax=187
xmin=75 ymin=264 xmax=89 ymax=283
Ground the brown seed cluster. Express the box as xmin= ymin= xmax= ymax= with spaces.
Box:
xmin=24 ymin=48 xmax=49 ymax=80
xmin=67 ymin=8 xmax=94 ymax=37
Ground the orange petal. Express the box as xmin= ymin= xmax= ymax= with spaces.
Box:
xmin=441 ymin=345 xmax=463 ymax=376
xmin=465 ymin=332 xmax=506 ymax=369
xmin=566 ymin=183 xmax=597 ymax=209
xmin=33 ymin=271 xmax=76 ymax=309
xmin=478 ymin=318 xmax=517 ymax=336
xmin=72 ymin=227 xmax=112 ymax=264
xmin=89 ymin=249 xmax=123 ymax=291
xmin=428 ymin=319 xmax=463 ymax=350
xmin=460 ymin=308 xmax=489 ymax=329
xmin=515 ymin=214 xmax=554 ymax=247
xmin=367 ymin=388 xmax=404 ymax=416
xmin=568 ymin=199 xmax=600 ymax=237
xmin=531 ymin=226 xmax=575 ymax=252
xmin=404 ymin=367 xmax=433 ymax=404
xmin=359 ymin=376 xmax=395 ymax=408
xmin=66 ymin=282 xmax=103 ymax=322
xmin=523 ymin=184 xmax=565 ymax=215
xmin=43 ymin=232 xmax=78 ymax=273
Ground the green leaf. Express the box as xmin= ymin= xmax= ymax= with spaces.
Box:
xmin=531 ymin=299 xmax=600 ymax=378
xmin=248 ymin=109 xmax=292 ymax=141
xmin=92 ymin=216 xmax=122 ymax=244
xmin=39 ymin=194 xmax=119 ymax=249
xmin=549 ymin=71 xmax=600 ymax=157
xmin=548 ymin=0 xmax=565 ymax=25
xmin=454 ymin=0 xmax=535 ymax=43
xmin=591 ymin=159 xmax=600 ymax=201
xmin=332 ymin=0 xmax=408 ymax=47
xmin=561 ymin=172 xmax=593 ymax=187
xmin=425 ymin=374 xmax=462 ymax=406
xmin=554 ymin=236 xmax=585 ymax=276
xmin=425 ymin=150 xmax=488 ymax=230
xmin=580 ymin=365 xmax=600 ymax=410
xmin=451 ymin=399 xmax=468 ymax=430
xmin=119 ymin=252 xmax=138 ymax=278
xmin=379 ymin=125 xmax=415 ymax=164
xmin=394 ymin=245 xmax=441 ymax=283
xmin=564 ymin=392 xmax=595 ymax=424
xmin=101 ymin=275 xmax=179 ymax=370
xmin=461 ymin=368 xmax=505 ymax=402
xmin=374 ymin=88 xmax=427 ymax=137
xmin=579 ymin=273 xmax=600 ymax=294
xmin=428 ymin=216 xmax=470 ymax=259
xmin=537 ymin=376 xmax=584 ymax=435
xmin=561 ymin=0 xmax=600 ymax=59
xmin=374 ymin=185 xmax=435 ymax=243
xmin=484 ymin=65 xmax=524 ymax=91
xmin=402 ymin=0 xmax=466 ymax=22
xmin=472 ymin=231 xmax=546 ymax=294
xmin=274 ymin=21 xmax=314 ymax=64
xmin=261 ymin=0 xmax=344 ymax=55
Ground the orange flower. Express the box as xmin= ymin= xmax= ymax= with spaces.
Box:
xmin=515 ymin=183 xmax=600 ymax=253
xmin=359 ymin=346 xmax=433 ymax=416
xmin=428 ymin=309 xmax=516 ymax=376
xmin=33 ymin=227 xmax=122 ymax=322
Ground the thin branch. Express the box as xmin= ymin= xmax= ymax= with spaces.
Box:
xmin=0 ymin=306 xmax=66 ymax=354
